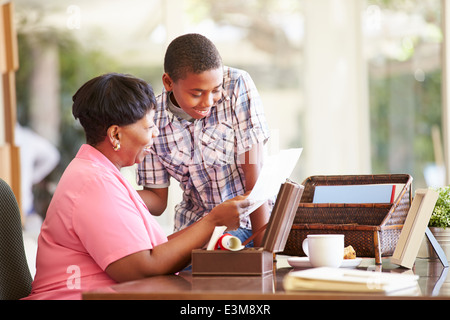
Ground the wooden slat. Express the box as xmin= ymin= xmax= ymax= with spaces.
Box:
xmin=1 ymin=2 xmax=19 ymax=72
xmin=2 ymin=71 xmax=16 ymax=144
xmin=0 ymin=1 xmax=22 ymax=221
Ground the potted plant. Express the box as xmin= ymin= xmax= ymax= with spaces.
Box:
xmin=428 ymin=186 xmax=450 ymax=261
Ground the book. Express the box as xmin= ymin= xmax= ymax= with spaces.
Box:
xmin=312 ymin=184 xmax=397 ymax=204
xmin=283 ymin=267 xmax=419 ymax=294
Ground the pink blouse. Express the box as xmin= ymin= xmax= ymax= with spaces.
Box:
xmin=24 ymin=144 xmax=168 ymax=300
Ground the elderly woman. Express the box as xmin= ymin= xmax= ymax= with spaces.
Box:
xmin=25 ymin=73 xmax=250 ymax=300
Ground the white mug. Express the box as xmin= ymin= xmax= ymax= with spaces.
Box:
xmin=302 ymin=234 xmax=344 ymax=268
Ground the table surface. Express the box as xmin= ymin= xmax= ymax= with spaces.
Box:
xmin=82 ymin=256 xmax=450 ymax=300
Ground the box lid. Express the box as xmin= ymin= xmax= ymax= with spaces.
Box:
xmin=261 ymin=180 xmax=304 ymax=253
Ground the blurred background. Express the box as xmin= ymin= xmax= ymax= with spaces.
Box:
xmin=6 ymin=0 xmax=445 ymax=232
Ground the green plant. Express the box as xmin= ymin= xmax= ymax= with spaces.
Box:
xmin=429 ymin=186 xmax=450 ymax=229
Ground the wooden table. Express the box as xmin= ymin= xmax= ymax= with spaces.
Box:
xmin=82 ymin=256 xmax=450 ymax=300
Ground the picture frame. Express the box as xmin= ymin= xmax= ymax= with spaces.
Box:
xmin=391 ymin=188 xmax=443 ymax=269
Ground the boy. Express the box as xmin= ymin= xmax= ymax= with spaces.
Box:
xmin=137 ymin=33 xmax=271 ymax=246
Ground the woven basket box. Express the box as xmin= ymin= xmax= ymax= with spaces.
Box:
xmin=282 ymin=174 xmax=413 ymax=264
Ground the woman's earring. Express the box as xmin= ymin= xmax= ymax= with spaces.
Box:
xmin=113 ymin=141 xmax=121 ymax=151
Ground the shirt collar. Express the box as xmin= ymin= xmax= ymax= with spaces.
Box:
xmin=157 ymin=83 xmax=230 ymax=129
xmin=76 ymin=144 xmax=120 ymax=173
xmin=167 ymin=92 xmax=195 ymax=123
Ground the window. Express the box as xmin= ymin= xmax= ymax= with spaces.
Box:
xmin=14 ymin=0 xmax=448 ymax=229
xmin=363 ymin=0 xmax=443 ymax=188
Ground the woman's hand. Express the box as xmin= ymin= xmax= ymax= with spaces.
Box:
xmin=209 ymin=195 xmax=253 ymax=231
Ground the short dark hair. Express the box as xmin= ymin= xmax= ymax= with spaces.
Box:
xmin=164 ymin=33 xmax=222 ymax=82
xmin=72 ymin=73 xmax=156 ymax=146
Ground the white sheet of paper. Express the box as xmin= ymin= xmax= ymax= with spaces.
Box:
xmin=242 ymin=148 xmax=303 ymax=217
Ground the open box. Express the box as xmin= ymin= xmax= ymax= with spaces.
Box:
xmin=192 ymin=180 xmax=304 ymax=276
xmin=282 ymin=174 xmax=413 ymax=264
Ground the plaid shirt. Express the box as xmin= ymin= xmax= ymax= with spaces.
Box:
xmin=137 ymin=66 xmax=270 ymax=231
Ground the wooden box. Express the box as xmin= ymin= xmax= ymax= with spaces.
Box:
xmin=192 ymin=180 xmax=304 ymax=276
xmin=282 ymin=174 xmax=413 ymax=264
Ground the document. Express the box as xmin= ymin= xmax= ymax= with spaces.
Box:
xmin=243 ymin=148 xmax=302 ymax=217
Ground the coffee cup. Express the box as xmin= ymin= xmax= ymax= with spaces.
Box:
xmin=302 ymin=234 xmax=344 ymax=268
